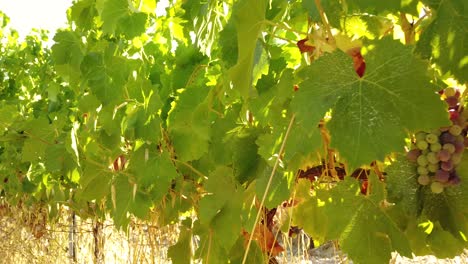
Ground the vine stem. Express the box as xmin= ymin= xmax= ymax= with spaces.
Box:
xmin=171 ymin=159 xmax=208 ymax=179
xmin=314 ymin=0 xmax=334 ymax=43
xmin=241 ymin=114 xmax=296 ymax=264
xmin=261 ymin=20 xmax=308 ymax=36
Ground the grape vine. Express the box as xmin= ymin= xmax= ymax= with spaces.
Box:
xmin=0 ymin=0 xmax=467 ymax=263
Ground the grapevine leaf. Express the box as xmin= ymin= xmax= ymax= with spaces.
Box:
xmin=292 ymin=180 xmax=328 ymax=242
xmin=139 ymin=0 xmax=156 ymax=13
xmin=123 ymin=104 xmax=162 ymax=143
xmin=219 ymin=20 xmax=238 ymax=68
xmin=168 ymin=227 xmax=192 ymax=264
xmin=255 ymin=169 xmax=292 ymax=209
xmin=80 ymin=53 xmax=129 ymax=106
xmin=449 ymin=153 xmax=468 ymax=215
xmin=0 ymin=104 xmax=18 ymax=130
xmin=229 ymin=127 xmax=267 ymax=184
xmin=340 ymin=199 xmax=412 ymax=264
xmin=116 ymin=12 xmax=148 ymax=39
xmin=229 ymin=235 xmax=266 ymax=263
xmin=292 ymin=37 xmax=450 ymax=169
xmin=51 ymin=31 xmax=84 ymax=85
xmin=100 ymin=0 xmax=129 ymax=34
xmin=168 ymin=86 xmax=213 ymax=162
xmin=320 ymin=178 xmax=364 ymax=239
xmin=427 ymin=223 xmax=466 ymax=258
xmin=386 ymin=154 xmax=421 ymax=216
xmin=113 ymin=176 xmax=133 ymax=228
xmin=22 ymin=117 xmax=55 ymax=162
xmin=78 ymin=161 xmax=112 ymax=201
xmin=70 ymin=0 xmax=97 ymax=30
xmin=128 ymin=148 xmax=178 ymax=203
xmin=193 ymin=220 xmax=229 ymax=263
xmin=211 ymin=190 xmax=243 ymax=251
xmin=347 ymin=0 xmax=407 ymax=14
xmin=302 ymin=0 xmax=343 ymax=28
xmin=416 ymin=0 xmax=468 ymax=82
xmin=367 ymin=170 xmax=385 ymax=203
xmin=420 ymin=186 xmax=468 ymax=247
xmin=44 ymin=143 xmax=71 ymax=172
xmin=404 ymin=220 xmax=433 ymax=256
xmin=198 ymin=166 xmax=236 ymax=226
xmin=228 ymin=0 xmax=268 ymax=100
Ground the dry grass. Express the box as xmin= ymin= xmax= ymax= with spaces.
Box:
xmin=0 ymin=201 xmax=178 ymax=264
xmin=1 ymin=200 xmax=467 ymax=264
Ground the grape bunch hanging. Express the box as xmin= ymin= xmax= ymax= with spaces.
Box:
xmin=407 ymin=87 xmax=467 ymax=194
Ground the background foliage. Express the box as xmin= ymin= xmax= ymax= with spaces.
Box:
xmin=0 ymin=0 xmax=467 ymax=263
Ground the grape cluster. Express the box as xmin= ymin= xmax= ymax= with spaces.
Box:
xmin=407 ymin=87 xmax=467 ymax=194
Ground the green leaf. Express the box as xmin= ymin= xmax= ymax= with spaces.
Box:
xmin=80 ymin=53 xmax=129 ymax=106
xmin=168 ymin=86 xmax=213 ymax=162
xmin=116 ymin=12 xmax=148 ymax=39
xmin=44 ymin=143 xmax=73 ymax=172
xmin=51 ymin=31 xmax=84 ymax=85
xmin=294 ymin=178 xmax=412 ymax=263
xmin=0 ymin=105 xmax=19 ymax=130
xmin=22 ymin=117 xmax=55 ymax=162
xmin=385 ymin=154 xmax=421 ymax=216
xmin=198 ymin=166 xmax=236 ymax=225
xmin=79 ymin=161 xmax=112 ymax=201
xmin=123 ymin=104 xmax=162 ymax=143
xmin=128 ymin=147 xmax=178 ymax=203
xmin=229 ymin=127 xmax=266 ymax=184
xmin=211 ymin=190 xmax=243 ymax=251
xmin=70 ymin=0 xmax=97 ymax=30
xmin=113 ymin=176 xmax=133 ymax=228
xmin=100 ymin=0 xmax=129 ymax=34
xmin=427 ymin=223 xmax=465 ymax=258
xmin=292 ymin=38 xmax=450 ymax=169
xmin=416 ymin=0 xmax=468 ymax=82
xmin=228 ymin=0 xmax=268 ymax=100
xmin=292 ymin=181 xmax=328 ymax=242
xmin=168 ymin=227 xmax=192 ymax=264
xmin=255 ymin=169 xmax=292 ymax=209
xmin=340 ymin=199 xmax=412 ymax=264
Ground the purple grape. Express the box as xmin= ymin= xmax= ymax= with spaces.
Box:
xmin=407 ymin=149 xmax=421 ymax=162
xmin=440 ymin=161 xmax=453 ymax=172
xmin=435 ymin=170 xmax=450 ymax=183
xmin=437 ymin=149 xmax=451 ymax=162
xmin=454 ymin=140 xmax=464 ymax=153
xmin=448 ymin=174 xmax=461 ymax=185
xmin=440 ymin=132 xmax=456 ymax=144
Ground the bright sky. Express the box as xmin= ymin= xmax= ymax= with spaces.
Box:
xmin=0 ymin=0 xmax=72 ymax=40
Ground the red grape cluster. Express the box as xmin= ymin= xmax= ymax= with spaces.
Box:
xmin=407 ymin=87 xmax=466 ymax=193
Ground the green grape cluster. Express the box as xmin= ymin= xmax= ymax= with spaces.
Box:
xmin=407 ymin=87 xmax=467 ymax=194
